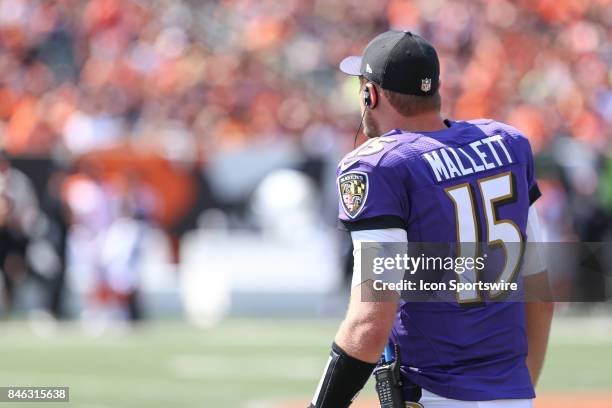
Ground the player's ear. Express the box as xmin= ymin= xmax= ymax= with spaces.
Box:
xmin=364 ymin=83 xmax=378 ymax=109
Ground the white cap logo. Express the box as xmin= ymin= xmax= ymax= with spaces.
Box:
xmin=421 ymin=78 xmax=432 ymax=92
xmin=366 ymin=63 xmax=373 ymax=74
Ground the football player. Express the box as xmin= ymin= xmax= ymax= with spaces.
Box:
xmin=308 ymin=31 xmax=553 ymax=408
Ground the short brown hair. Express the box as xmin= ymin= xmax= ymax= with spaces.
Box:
xmin=382 ymin=87 xmax=441 ymax=117
xmin=360 ymin=77 xmax=441 ymax=117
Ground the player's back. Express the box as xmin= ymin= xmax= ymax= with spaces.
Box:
xmin=381 ymin=119 xmax=535 ymax=242
xmin=337 ymin=119 xmax=540 ymax=401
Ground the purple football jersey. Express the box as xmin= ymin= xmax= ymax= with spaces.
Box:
xmin=337 ymin=119 xmax=540 ymax=401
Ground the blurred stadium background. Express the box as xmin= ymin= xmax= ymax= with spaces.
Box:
xmin=0 ymin=0 xmax=610 ymax=407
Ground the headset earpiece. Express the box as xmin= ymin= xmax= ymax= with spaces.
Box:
xmin=363 ymin=83 xmax=377 ymax=109
xmin=363 ymin=87 xmax=371 ymax=108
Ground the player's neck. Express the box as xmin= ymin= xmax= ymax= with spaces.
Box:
xmin=382 ymin=110 xmax=447 ymax=134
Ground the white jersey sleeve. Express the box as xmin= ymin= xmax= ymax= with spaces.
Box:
xmin=350 ymin=228 xmax=408 ymax=288
xmin=521 ymin=205 xmax=547 ymax=276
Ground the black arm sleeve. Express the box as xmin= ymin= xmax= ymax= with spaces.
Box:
xmin=309 ymin=342 xmax=377 ymax=408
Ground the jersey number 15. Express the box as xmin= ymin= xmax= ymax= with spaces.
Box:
xmin=444 ymin=171 xmax=523 ymax=303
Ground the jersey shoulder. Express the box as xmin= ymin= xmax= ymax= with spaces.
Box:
xmin=464 ymin=118 xmax=528 ymax=141
xmin=463 ymin=118 xmax=534 ymax=160
xmin=337 ymin=130 xmax=444 ymax=176
xmin=336 ymin=132 xmax=414 ymax=223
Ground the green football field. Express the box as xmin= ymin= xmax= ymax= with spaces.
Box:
xmin=0 ymin=316 xmax=610 ymax=408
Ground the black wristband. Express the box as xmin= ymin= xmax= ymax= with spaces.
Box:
xmin=309 ymin=342 xmax=377 ymax=408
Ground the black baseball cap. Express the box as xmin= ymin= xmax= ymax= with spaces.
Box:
xmin=340 ymin=30 xmax=440 ymax=96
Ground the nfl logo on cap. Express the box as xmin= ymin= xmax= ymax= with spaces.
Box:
xmin=421 ymin=78 xmax=432 ymax=92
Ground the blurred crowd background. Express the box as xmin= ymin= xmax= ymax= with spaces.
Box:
xmin=0 ymin=0 xmax=610 ymax=324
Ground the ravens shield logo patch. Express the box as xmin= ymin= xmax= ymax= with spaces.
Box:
xmin=338 ymin=171 xmax=369 ymax=218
